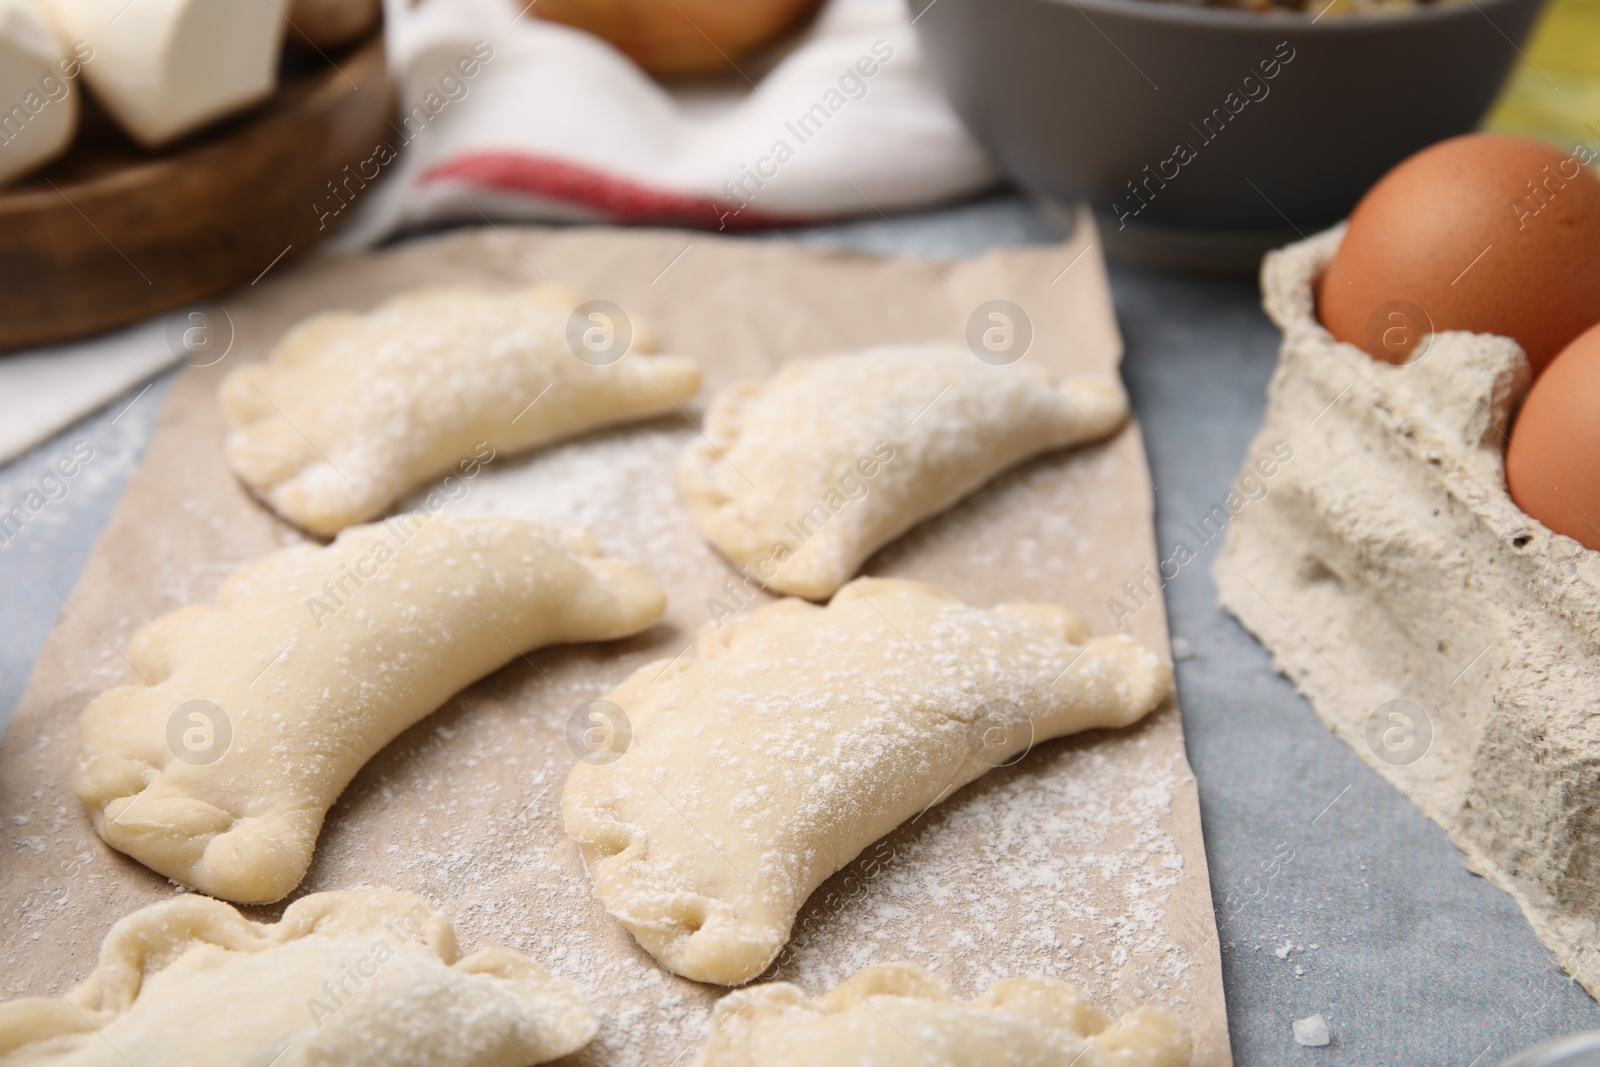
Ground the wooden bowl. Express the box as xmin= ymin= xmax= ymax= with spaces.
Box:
xmin=0 ymin=35 xmax=391 ymax=352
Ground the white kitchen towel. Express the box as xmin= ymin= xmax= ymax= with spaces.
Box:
xmin=331 ymin=0 xmax=998 ymax=242
xmin=0 ymin=319 xmax=172 ymax=465
xmin=0 ymin=0 xmax=998 ymax=464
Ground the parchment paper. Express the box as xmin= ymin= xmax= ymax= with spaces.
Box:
xmin=0 ymin=220 xmax=1232 ymax=1065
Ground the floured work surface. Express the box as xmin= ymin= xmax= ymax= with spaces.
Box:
xmin=0 ymin=223 xmax=1230 ymax=1064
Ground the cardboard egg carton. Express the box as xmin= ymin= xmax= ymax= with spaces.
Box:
xmin=1214 ymin=226 xmax=1600 ymax=993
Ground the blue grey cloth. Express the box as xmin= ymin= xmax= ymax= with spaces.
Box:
xmin=2 ymin=194 xmax=1595 ymax=1065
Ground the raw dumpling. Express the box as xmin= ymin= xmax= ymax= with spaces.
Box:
xmin=221 ymin=285 xmax=701 ymax=535
xmin=0 ymin=889 xmax=597 ymax=1066
xmin=695 ymin=963 xmax=1192 ymax=1067
xmin=562 ymin=578 xmax=1172 ymax=985
xmin=76 ymin=514 xmax=666 ymax=904
xmin=680 ymin=345 xmax=1128 ymax=599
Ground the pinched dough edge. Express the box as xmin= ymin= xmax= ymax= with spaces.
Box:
xmin=695 ymin=962 xmax=1193 ymax=1066
xmin=220 ymin=284 xmax=701 ymax=536
xmin=563 ymin=578 xmax=1173 ymax=985
xmin=0 ymin=889 xmax=597 ymax=1065
xmin=679 ymin=345 xmax=1129 ymax=599
xmin=75 ymin=515 xmax=667 ymax=904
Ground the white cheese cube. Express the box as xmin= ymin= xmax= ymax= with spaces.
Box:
xmin=46 ymin=0 xmax=286 ymax=148
xmin=0 ymin=0 xmax=79 ymax=185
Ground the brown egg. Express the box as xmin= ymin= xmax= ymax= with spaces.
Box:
xmin=1507 ymin=322 xmax=1600 ymax=549
xmin=1318 ymin=133 xmax=1600 ymax=375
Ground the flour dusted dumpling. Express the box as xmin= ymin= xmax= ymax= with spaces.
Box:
xmin=679 ymin=345 xmax=1128 ymax=600
xmin=76 ymin=514 xmax=666 ymax=904
xmin=0 ymin=889 xmax=597 ymax=1066
xmin=221 ymin=285 xmax=701 ymax=535
xmin=695 ymin=963 xmax=1192 ymax=1067
xmin=562 ymin=578 xmax=1172 ymax=985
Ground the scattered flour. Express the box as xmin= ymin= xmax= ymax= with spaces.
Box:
xmin=1293 ymin=1013 xmax=1331 ymax=1047
xmin=4 ymin=376 xmax=1206 ymax=1064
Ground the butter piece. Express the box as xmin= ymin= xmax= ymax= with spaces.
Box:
xmin=45 ymin=0 xmax=285 ymax=148
xmin=0 ymin=0 xmax=78 ymax=184
xmin=1216 ymin=227 xmax=1600 ymax=998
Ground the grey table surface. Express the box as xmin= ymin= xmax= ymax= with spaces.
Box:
xmin=3 ymin=192 xmax=1597 ymax=1066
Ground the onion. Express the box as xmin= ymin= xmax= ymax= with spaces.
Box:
xmin=534 ymin=0 xmax=824 ymax=75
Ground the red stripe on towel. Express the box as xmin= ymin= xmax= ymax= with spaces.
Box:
xmin=419 ymin=151 xmax=803 ymax=230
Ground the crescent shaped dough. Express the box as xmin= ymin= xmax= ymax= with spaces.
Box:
xmin=679 ymin=345 xmax=1129 ymax=599
xmin=220 ymin=285 xmax=702 ymax=535
xmin=76 ymin=514 xmax=667 ymax=904
xmin=695 ymin=963 xmax=1192 ymax=1067
xmin=0 ymin=889 xmax=598 ymax=1067
xmin=562 ymin=578 xmax=1172 ymax=985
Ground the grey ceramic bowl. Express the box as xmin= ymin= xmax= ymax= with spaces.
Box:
xmin=908 ymin=0 xmax=1547 ymax=269
xmin=1499 ymin=1031 xmax=1600 ymax=1067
